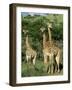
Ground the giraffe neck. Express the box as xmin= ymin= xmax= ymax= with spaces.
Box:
xmin=43 ymin=33 xmax=46 ymax=48
xmin=26 ymin=35 xmax=30 ymax=49
xmin=48 ymin=27 xmax=52 ymax=44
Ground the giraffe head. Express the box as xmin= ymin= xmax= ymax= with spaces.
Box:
xmin=40 ymin=27 xmax=46 ymax=33
xmin=23 ymin=29 xmax=29 ymax=35
xmin=47 ymin=22 xmax=53 ymax=30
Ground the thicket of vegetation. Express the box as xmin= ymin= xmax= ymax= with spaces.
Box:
xmin=21 ymin=13 xmax=63 ymax=77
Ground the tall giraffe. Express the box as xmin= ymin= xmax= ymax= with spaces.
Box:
xmin=40 ymin=27 xmax=55 ymax=73
xmin=23 ymin=29 xmax=37 ymax=65
xmin=47 ymin=22 xmax=61 ymax=73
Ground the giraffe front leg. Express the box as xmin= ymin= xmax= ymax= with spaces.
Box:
xmin=51 ymin=63 xmax=54 ymax=74
xmin=58 ymin=64 xmax=60 ymax=73
xmin=48 ymin=55 xmax=54 ymax=74
xmin=43 ymin=55 xmax=48 ymax=72
xmin=33 ymin=53 xmax=37 ymax=65
xmin=51 ymin=55 xmax=54 ymax=74
xmin=44 ymin=54 xmax=48 ymax=64
xmin=26 ymin=55 xmax=29 ymax=63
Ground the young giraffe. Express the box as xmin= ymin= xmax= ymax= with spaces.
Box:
xmin=23 ymin=29 xmax=37 ymax=65
xmin=47 ymin=22 xmax=61 ymax=73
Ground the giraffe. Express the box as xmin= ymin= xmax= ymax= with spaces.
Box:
xmin=23 ymin=29 xmax=37 ymax=65
xmin=47 ymin=22 xmax=61 ymax=73
xmin=40 ymin=27 xmax=55 ymax=73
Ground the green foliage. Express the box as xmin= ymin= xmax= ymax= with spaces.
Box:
xmin=21 ymin=14 xmax=63 ymax=60
xmin=22 ymin=14 xmax=63 ymax=40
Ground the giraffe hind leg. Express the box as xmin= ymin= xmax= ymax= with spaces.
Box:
xmin=26 ymin=55 xmax=29 ymax=63
xmin=55 ymin=56 xmax=60 ymax=73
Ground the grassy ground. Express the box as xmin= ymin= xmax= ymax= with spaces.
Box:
xmin=21 ymin=60 xmax=63 ymax=77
